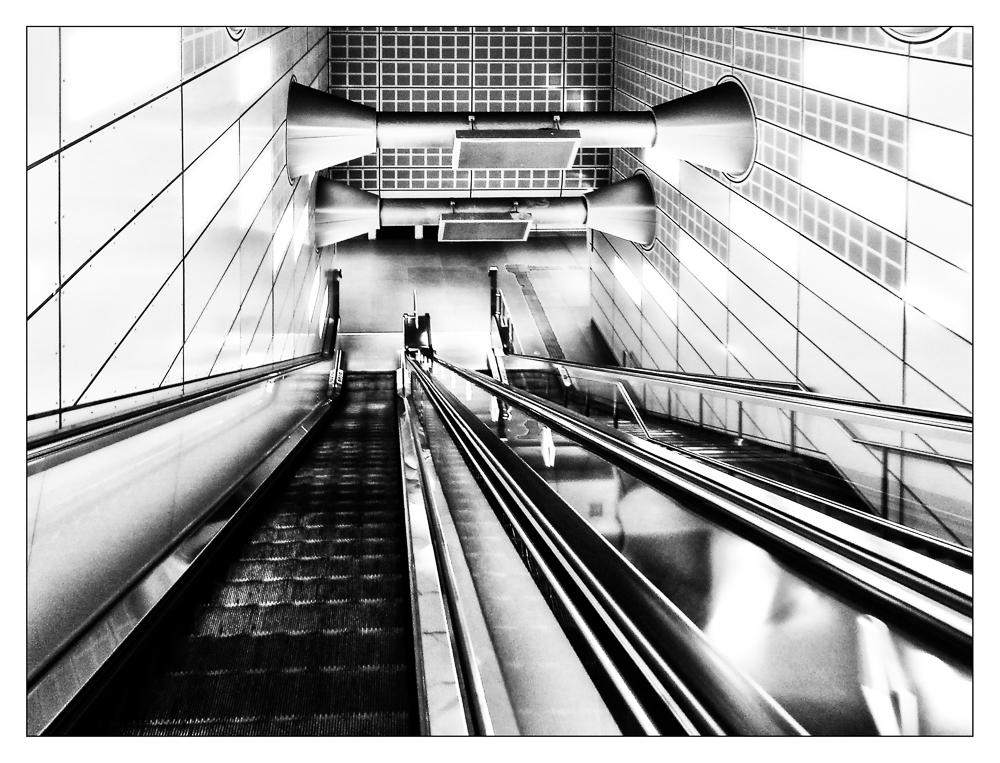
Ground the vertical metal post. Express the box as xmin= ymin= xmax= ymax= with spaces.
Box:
xmin=613 ymin=387 xmax=619 ymax=429
xmin=789 ymin=411 xmax=797 ymax=453
xmin=898 ymin=453 xmax=906 ymax=527
xmin=698 ymin=394 xmax=704 ymax=428
xmin=880 ymin=447 xmax=890 ymax=520
xmin=667 ymin=389 xmax=672 ymax=420
xmin=489 ymin=266 xmax=498 ymax=317
xmin=737 ymin=401 xmax=743 ymax=439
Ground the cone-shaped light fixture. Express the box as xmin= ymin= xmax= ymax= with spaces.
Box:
xmin=650 ymin=77 xmax=756 ymax=179
xmin=313 ymin=175 xmax=655 ymax=247
xmin=286 ymin=82 xmax=377 ymax=178
xmin=584 ymin=175 xmax=657 ymax=245
xmin=287 ymin=79 xmax=757 ymax=179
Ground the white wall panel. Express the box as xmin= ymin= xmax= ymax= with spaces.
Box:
xmin=60 ymin=91 xmax=182 ymax=281
xmin=27 ymin=28 xmax=60 ymax=166
xmin=680 ymin=164 xmax=729 ymax=225
xmin=640 ymin=316 xmax=676 ymax=370
xmin=726 ymin=319 xmax=796 ymax=383
xmin=592 ymin=268 xmax=614 ymax=329
xmin=904 ymin=306 xmax=971 ymax=412
xmin=609 ymin=234 xmax=643 ymax=279
xmin=677 ymin=303 xmax=726 ymax=375
xmin=904 ymin=244 xmax=972 ymax=342
xmin=797 ymin=337 xmax=876 ymax=402
xmin=28 ymin=157 xmax=59 ymax=315
xmin=243 ymin=293 xmax=275 ymax=369
xmin=184 ymin=123 xmax=240 ymax=251
xmin=27 ymin=296 xmax=60 ymax=416
xmin=677 ymin=265 xmax=726 ymax=342
xmin=906 ymin=183 xmax=971 ymax=274
xmin=184 ymin=261 xmax=241 ymax=381
xmin=60 ymin=182 xmax=183 ymax=406
xmin=799 ymin=291 xmax=902 ymax=403
xmin=78 ymin=270 xmax=183 ymax=404
xmin=727 ymin=277 xmax=796 ymax=373
xmin=909 ymin=57 xmax=972 ymax=135
xmin=676 ymin=231 xmax=728 ymax=304
xmin=802 ymin=40 xmax=908 ymax=115
xmin=183 ymin=40 xmax=265 ymax=166
xmin=641 ymin=285 xmax=678 ymax=355
xmin=239 ymin=87 xmax=278 ymax=178
xmin=60 ymin=27 xmax=181 ymax=147
xmin=184 ymin=190 xmax=243 ymax=324
xmin=798 ymin=237 xmax=903 ymax=356
xmin=729 ymin=195 xmax=799 ymax=276
xmin=727 ymin=235 xmax=798 ymax=322
xmin=903 ymin=366 xmax=969 ymax=415
xmin=238 ymin=246 xmax=275 ymax=364
xmin=800 ymin=137 xmax=907 ymax=236
xmin=908 ymin=121 xmax=972 ymax=204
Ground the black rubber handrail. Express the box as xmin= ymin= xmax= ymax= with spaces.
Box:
xmin=434 ymin=357 xmax=971 ymax=658
xmin=410 ymin=358 xmax=805 ymax=735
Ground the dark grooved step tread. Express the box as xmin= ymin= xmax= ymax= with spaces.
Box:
xmin=78 ymin=372 xmax=417 ymax=736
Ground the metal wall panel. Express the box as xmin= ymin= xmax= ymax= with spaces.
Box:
xmin=239 ymin=87 xmax=277 ymax=178
xmin=77 ymin=270 xmax=183 ymax=404
xmin=27 ymin=28 xmax=60 ymax=166
xmin=183 ymin=123 xmax=240 ymax=250
xmin=726 ymin=276 xmax=796 ymax=372
xmin=903 ymin=306 xmax=972 ymax=412
xmin=60 ymin=182 xmax=183 ymax=407
xmin=60 ymin=91 xmax=182 ymax=282
xmin=797 ymin=236 xmax=903 ymax=355
xmin=27 ymin=297 xmax=60 ymax=416
xmin=28 ymin=157 xmax=59 ymax=316
xmin=184 ymin=261 xmax=241 ymax=381
xmin=60 ymin=27 xmax=182 ymax=148
xmin=798 ymin=290 xmax=903 ymax=405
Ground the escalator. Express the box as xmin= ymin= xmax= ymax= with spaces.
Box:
xmin=414 ymin=354 xmax=971 ymax=735
xmin=70 ymin=372 xmax=420 ymax=735
xmin=507 ymin=367 xmax=871 ymax=513
xmin=29 ymin=346 xmax=973 ymax=736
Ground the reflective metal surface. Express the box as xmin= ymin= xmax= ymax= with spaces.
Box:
xmin=426 ymin=361 xmax=971 ymax=735
xmin=313 ymin=177 xmax=379 ymax=246
xmin=27 ymin=359 xmax=335 ymax=684
xmin=286 ymin=82 xmax=377 ymax=177
xmin=651 ymin=77 xmax=757 ymax=180
xmin=313 ymin=177 xmax=653 ymax=245
xmin=286 ymin=82 xmax=754 ymax=176
xmin=584 ymin=175 xmax=656 ymax=246
xmin=27 ymin=356 xmax=338 ymax=735
xmin=453 ymin=129 xmax=582 ymax=170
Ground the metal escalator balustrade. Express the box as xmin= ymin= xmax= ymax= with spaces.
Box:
xmin=497 ymin=351 xmax=973 ymax=562
xmin=406 ymin=356 xmax=803 ymax=735
xmin=71 ymin=372 xmax=420 ymax=735
xmin=424 ymin=355 xmax=971 ymax=734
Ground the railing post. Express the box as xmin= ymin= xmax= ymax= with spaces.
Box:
xmin=737 ymin=401 xmax=743 ymax=439
xmin=489 ymin=266 xmax=498 ymax=317
xmin=880 ymin=447 xmax=890 ymax=520
xmin=789 ymin=410 xmax=797 ymax=453
xmin=698 ymin=394 xmax=704 ymax=428
xmin=613 ymin=387 xmax=619 ymax=429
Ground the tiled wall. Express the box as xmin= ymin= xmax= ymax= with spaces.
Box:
xmin=27 ymin=27 xmax=331 ymax=433
xmin=594 ymin=26 xmax=972 ymax=419
xmin=326 ymin=27 xmax=614 ymax=197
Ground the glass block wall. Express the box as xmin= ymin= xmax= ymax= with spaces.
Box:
xmin=594 ymin=26 xmax=972 ymax=418
xmin=27 ymin=27 xmax=331 ymax=435
xmin=326 ymin=27 xmax=614 ymax=196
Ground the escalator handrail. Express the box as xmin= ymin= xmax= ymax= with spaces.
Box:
xmin=434 ymin=357 xmax=972 ymax=652
xmin=505 ymin=353 xmax=972 ymax=442
xmin=28 ymin=354 xmax=332 ymax=470
xmin=409 ymin=357 xmax=805 ymax=735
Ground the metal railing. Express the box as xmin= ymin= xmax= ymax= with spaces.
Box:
xmin=501 ymin=353 xmax=973 ymax=552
